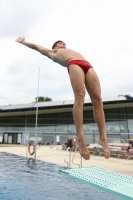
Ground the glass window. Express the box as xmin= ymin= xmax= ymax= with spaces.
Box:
xmin=44 ymin=125 xmax=55 ymax=132
xmin=56 ymin=113 xmax=69 ymax=133
xmin=6 ymin=117 xmax=20 ymax=131
xmin=7 ymin=116 xmax=19 ymax=126
xmin=19 ymin=116 xmax=26 ymax=131
xmin=36 ymin=115 xmax=44 ymax=133
xmin=119 ymin=108 xmax=128 ymax=133
xmin=26 ymin=115 xmax=36 ymax=132
xmin=0 ymin=117 xmax=7 ymax=125
xmin=126 ymin=108 xmax=133 ymax=133
xmin=83 ymin=111 xmax=96 ymax=133
xmin=3 ymin=133 xmax=8 ymax=143
xmin=17 ymin=134 xmax=22 ymax=143
xmin=0 ymin=117 xmax=7 ymax=131
xmin=106 ymin=109 xmax=120 ymax=133
xmin=68 ymin=112 xmax=75 ymax=133
xmin=44 ymin=114 xmax=56 ymax=133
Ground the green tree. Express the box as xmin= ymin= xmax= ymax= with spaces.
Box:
xmin=35 ymin=96 xmax=52 ymax=102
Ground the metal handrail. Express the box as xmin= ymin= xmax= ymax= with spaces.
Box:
xmin=64 ymin=147 xmax=72 ymax=167
xmin=63 ymin=143 xmax=82 ymax=168
xmin=71 ymin=145 xmax=81 ymax=168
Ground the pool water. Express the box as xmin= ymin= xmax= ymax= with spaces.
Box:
xmin=0 ymin=152 xmax=122 ymax=200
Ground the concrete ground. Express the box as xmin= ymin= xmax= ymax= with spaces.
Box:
xmin=0 ymin=144 xmax=133 ymax=177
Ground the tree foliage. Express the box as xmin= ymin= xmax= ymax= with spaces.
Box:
xmin=35 ymin=96 xmax=52 ymax=102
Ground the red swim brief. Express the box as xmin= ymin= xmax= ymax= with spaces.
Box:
xmin=67 ymin=60 xmax=93 ymax=74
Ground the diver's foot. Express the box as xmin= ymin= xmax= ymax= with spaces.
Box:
xmin=77 ymin=137 xmax=90 ymax=160
xmin=98 ymin=139 xmax=110 ymax=159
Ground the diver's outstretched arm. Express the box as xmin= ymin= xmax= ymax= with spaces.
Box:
xmin=15 ymin=37 xmax=55 ymax=59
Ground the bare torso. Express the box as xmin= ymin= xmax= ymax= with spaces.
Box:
xmin=52 ymin=48 xmax=87 ymax=67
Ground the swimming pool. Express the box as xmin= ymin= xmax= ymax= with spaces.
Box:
xmin=0 ymin=152 xmax=123 ymax=200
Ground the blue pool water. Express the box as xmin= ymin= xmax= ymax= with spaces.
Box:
xmin=0 ymin=152 xmax=123 ymax=200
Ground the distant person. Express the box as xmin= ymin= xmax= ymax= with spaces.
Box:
xmin=67 ymin=137 xmax=73 ymax=148
xmin=72 ymin=136 xmax=77 ymax=151
xmin=15 ymin=37 xmax=110 ymax=160
xmin=65 ymin=137 xmax=73 ymax=149
xmin=72 ymin=136 xmax=77 ymax=146
xmin=46 ymin=142 xmax=50 ymax=145
xmin=128 ymin=137 xmax=133 ymax=152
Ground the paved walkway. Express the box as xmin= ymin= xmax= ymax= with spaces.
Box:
xmin=0 ymin=144 xmax=133 ymax=177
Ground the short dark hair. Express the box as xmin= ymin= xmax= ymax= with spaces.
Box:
xmin=52 ymin=40 xmax=64 ymax=49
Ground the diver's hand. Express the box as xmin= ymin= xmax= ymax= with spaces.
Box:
xmin=15 ymin=37 xmax=25 ymax=43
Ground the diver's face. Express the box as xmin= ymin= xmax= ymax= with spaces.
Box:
xmin=55 ymin=41 xmax=66 ymax=49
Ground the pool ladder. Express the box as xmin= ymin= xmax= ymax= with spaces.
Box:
xmin=64 ymin=145 xmax=82 ymax=168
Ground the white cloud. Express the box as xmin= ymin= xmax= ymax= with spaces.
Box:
xmin=0 ymin=0 xmax=56 ymax=38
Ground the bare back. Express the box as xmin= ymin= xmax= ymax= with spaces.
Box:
xmin=52 ymin=48 xmax=87 ymax=67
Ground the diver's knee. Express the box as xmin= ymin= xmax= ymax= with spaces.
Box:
xmin=75 ymin=92 xmax=85 ymax=104
xmin=92 ymin=95 xmax=102 ymax=106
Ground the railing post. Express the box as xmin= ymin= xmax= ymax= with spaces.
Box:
xmin=69 ymin=150 xmax=71 ymax=166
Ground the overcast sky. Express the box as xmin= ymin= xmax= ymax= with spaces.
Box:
xmin=0 ymin=0 xmax=133 ymax=105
